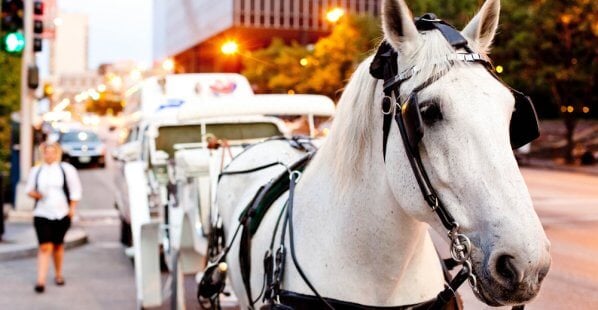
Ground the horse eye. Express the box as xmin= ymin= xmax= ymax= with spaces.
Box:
xmin=420 ymin=101 xmax=443 ymax=125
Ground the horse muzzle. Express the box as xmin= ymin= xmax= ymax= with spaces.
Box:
xmin=472 ymin=244 xmax=551 ymax=306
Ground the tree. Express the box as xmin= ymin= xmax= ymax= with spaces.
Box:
xmin=297 ymin=14 xmax=380 ymax=99
xmin=242 ymin=14 xmax=380 ymax=99
xmin=84 ymin=90 xmax=124 ymax=115
xmin=493 ymin=0 xmax=597 ymax=163
xmin=0 ymin=53 xmax=21 ymax=172
xmin=242 ymin=38 xmax=310 ymax=94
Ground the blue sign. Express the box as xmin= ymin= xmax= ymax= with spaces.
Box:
xmin=157 ymin=98 xmax=185 ymax=111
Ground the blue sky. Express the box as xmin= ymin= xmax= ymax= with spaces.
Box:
xmin=58 ymin=0 xmax=153 ymax=69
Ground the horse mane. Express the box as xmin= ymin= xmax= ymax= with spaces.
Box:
xmin=316 ymin=30 xmax=477 ymax=188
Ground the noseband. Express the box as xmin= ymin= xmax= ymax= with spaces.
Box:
xmin=370 ymin=13 xmax=539 ymax=309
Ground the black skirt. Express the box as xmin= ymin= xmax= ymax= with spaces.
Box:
xmin=33 ymin=216 xmax=71 ymax=245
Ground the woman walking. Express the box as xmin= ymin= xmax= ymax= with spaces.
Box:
xmin=25 ymin=142 xmax=82 ymax=293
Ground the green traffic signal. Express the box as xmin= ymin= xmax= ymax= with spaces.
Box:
xmin=3 ymin=31 xmax=25 ymax=53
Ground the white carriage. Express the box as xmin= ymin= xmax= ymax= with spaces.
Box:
xmin=111 ymin=74 xmax=335 ymax=309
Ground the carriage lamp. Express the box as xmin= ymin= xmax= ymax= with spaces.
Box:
xmin=221 ymin=40 xmax=239 ymax=55
xmin=326 ymin=8 xmax=345 ymax=23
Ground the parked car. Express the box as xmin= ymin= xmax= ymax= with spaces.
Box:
xmin=59 ymin=130 xmax=106 ymax=168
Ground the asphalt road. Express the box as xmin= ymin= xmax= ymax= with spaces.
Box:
xmin=0 ymin=167 xmax=136 ymax=310
xmin=459 ymin=168 xmax=598 ymax=309
xmin=0 ymin=166 xmax=596 ymax=309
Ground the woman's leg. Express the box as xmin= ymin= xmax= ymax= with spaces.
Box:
xmin=52 ymin=243 xmax=65 ymax=280
xmin=37 ymin=243 xmax=53 ymax=285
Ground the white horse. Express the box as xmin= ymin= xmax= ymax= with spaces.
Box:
xmin=215 ymin=0 xmax=551 ymax=308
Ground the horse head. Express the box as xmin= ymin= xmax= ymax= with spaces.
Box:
xmin=380 ymin=0 xmax=551 ymax=306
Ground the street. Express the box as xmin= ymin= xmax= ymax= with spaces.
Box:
xmin=1 ymin=167 xmax=597 ymax=309
xmin=0 ymin=167 xmax=136 ymax=309
xmin=460 ymin=168 xmax=598 ymax=309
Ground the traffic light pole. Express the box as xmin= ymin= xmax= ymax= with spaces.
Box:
xmin=15 ymin=0 xmax=35 ymax=210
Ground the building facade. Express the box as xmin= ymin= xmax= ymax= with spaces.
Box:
xmin=51 ymin=12 xmax=88 ymax=76
xmin=153 ymin=0 xmax=380 ymax=73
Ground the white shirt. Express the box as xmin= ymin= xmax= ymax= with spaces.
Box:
xmin=25 ymin=162 xmax=83 ymax=220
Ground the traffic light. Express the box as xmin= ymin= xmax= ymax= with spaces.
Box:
xmin=3 ymin=29 xmax=24 ymax=52
xmin=1 ymin=0 xmax=24 ymax=32
xmin=1 ymin=0 xmax=24 ymax=54
xmin=32 ymin=0 xmax=42 ymax=52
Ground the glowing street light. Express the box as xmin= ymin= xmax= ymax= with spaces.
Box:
xmin=130 ymin=69 xmax=142 ymax=80
xmin=162 ymin=58 xmax=175 ymax=72
xmin=299 ymin=57 xmax=309 ymax=67
xmin=221 ymin=40 xmax=239 ymax=55
xmin=97 ymin=84 xmax=106 ymax=92
xmin=326 ymin=8 xmax=345 ymax=23
xmin=495 ymin=65 xmax=504 ymax=74
xmin=109 ymin=76 xmax=123 ymax=89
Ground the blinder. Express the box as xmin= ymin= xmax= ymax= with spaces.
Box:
xmin=398 ymin=87 xmax=540 ymax=153
xmin=398 ymin=86 xmax=540 ymax=153
xmin=401 ymin=93 xmax=424 ymax=154
xmin=509 ymin=90 xmax=540 ymax=149
xmin=375 ymin=13 xmax=541 ymax=154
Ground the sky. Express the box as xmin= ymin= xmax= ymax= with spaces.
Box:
xmin=57 ymin=0 xmax=153 ymax=69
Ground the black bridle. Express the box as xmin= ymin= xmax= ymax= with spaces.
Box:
xmin=370 ymin=13 xmax=538 ymax=310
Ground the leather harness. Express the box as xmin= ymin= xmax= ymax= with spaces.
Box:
xmin=198 ymin=13 xmax=538 ymax=310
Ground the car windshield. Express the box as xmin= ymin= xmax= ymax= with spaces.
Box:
xmin=61 ymin=131 xmax=101 ymax=143
xmin=155 ymin=122 xmax=282 ymax=156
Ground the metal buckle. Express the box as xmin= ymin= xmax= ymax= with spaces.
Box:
xmin=448 ymin=225 xmax=472 ymax=263
xmin=290 ymin=171 xmax=302 ymax=183
xmin=429 ymin=196 xmax=439 ymax=211
xmin=381 ymin=96 xmax=394 ymax=115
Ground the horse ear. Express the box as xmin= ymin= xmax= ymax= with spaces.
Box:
xmin=462 ymin=0 xmax=501 ymax=54
xmin=382 ymin=0 xmax=419 ymax=52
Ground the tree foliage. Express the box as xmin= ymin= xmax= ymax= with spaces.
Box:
xmin=0 ymin=53 xmax=21 ymax=171
xmin=242 ymin=14 xmax=381 ymax=99
xmin=244 ymin=1 xmax=596 ymax=162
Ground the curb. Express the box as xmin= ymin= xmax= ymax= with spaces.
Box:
xmin=522 ymin=161 xmax=598 ymax=176
xmin=0 ymin=226 xmax=88 ymax=262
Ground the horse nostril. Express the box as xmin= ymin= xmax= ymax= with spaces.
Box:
xmin=496 ymin=255 xmax=520 ymax=284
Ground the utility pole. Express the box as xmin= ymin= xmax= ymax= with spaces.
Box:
xmin=15 ymin=0 xmax=35 ymax=210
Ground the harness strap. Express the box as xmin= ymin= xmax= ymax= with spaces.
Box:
xmin=414 ymin=13 xmax=468 ymax=49
xmin=277 ymin=172 xmax=335 ymax=310
xmin=277 ymin=290 xmax=445 ymax=310
xmin=219 ymin=162 xmax=282 ymax=181
xmin=381 ymin=97 xmax=393 ymax=161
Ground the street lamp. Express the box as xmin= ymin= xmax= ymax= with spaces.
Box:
xmin=221 ymin=40 xmax=239 ymax=55
xmin=162 ymin=58 xmax=175 ymax=72
xmin=326 ymin=7 xmax=345 ymax=23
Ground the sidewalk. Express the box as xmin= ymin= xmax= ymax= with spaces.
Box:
xmin=521 ymin=157 xmax=598 ymax=176
xmin=0 ymin=207 xmax=88 ymax=261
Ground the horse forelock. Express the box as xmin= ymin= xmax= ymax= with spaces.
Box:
xmin=317 ymin=30 xmax=474 ymax=189
xmin=397 ymin=30 xmax=474 ymax=98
